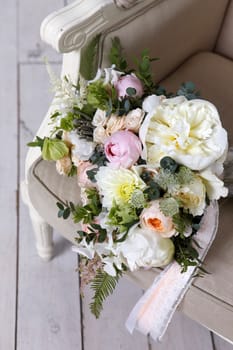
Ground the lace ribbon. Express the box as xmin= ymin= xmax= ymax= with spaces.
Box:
xmin=125 ymin=201 xmax=219 ymax=342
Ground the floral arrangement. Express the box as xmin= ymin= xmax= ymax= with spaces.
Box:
xmin=29 ymin=37 xmax=228 ymax=318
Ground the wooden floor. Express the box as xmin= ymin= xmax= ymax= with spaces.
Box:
xmin=1 ymin=0 xmax=233 ymax=349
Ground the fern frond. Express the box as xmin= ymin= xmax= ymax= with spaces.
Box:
xmin=90 ymin=269 xmax=121 ymax=318
xmin=80 ymin=34 xmax=101 ymax=80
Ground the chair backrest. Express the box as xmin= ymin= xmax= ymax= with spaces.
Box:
xmin=41 ymin=0 xmax=229 ymax=84
xmin=216 ymin=0 xmax=233 ymax=60
xmin=99 ymin=0 xmax=229 ymax=82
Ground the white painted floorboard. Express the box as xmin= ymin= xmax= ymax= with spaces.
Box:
xmin=0 ymin=0 xmax=233 ymax=349
xmin=0 ymin=0 xmax=18 ymax=349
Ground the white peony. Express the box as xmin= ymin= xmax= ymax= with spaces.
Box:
xmin=200 ymin=169 xmax=228 ymax=200
xmin=116 ymin=224 xmax=174 ymax=271
xmin=140 ymin=97 xmax=228 ymax=171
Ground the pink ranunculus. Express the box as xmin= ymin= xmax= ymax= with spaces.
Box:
xmin=77 ymin=161 xmax=97 ymax=188
xmin=115 ymin=74 xmax=144 ymax=99
xmin=140 ymin=200 xmax=176 ymax=238
xmin=104 ymin=130 xmax=142 ymax=169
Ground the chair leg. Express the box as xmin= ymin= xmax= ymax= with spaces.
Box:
xmin=29 ymin=205 xmax=54 ymax=261
xmin=21 ymin=180 xmax=54 ymax=261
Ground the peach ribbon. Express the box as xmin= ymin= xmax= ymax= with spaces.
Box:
xmin=125 ymin=201 xmax=219 ymax=342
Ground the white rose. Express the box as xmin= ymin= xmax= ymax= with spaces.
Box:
xmin=142 ymin=94 xmax=163 ymax=113
xmin=67 ymin=131 xmax=95 ymax=160
xmin=125 ymin=108 xmax=145 ymax=132
xmin=116 ymin=224 xmax=174 ymax=271
xmin=200 ymin=169 xmax=228 ymax=200
xmin=140 ymin=97 xmax=228 ymax=170
xmin=173 ymin=176 xmax=206 ymax=216
xmin=93 ymin=126 xmax=109 ymax=143
xmin=92 ymin=109 xmax=107 ymax=127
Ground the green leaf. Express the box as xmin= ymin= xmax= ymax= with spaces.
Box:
xmin=60 ymin=112 xmax=74 ymax=131
xmin=63 ymin=207 xmax=71 ymax=219
xmin=42 ymin=138 xmax=69 ymax=161
xmin=108 ymin=37 xmax=128 ymax=71
xmin=176 ymin=81 xmax=201 ymax=100
xmin=27 ymin=136 xmax=45 ymax=149
xmin=80 ymin=34 xmax=101 ymax=80
xmin=90 ymin=270 xmax=121 ymax=318
xmin=160 ymin=157 xmax=178 ymax=173
xmin=126 ymin=87 xmax=136 ymax=96
xmin=56 ymin=202 xmax=64 ymax=210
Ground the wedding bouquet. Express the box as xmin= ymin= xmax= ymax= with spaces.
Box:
xmin=29 ymin=37 xmax=228 ymax=330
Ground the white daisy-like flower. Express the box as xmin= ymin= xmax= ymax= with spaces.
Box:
xmin=95 ymin=166 xmax=146 ymax=208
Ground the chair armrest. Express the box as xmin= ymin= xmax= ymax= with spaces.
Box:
xmin=40 ymin=0 xmax=147 ymax=54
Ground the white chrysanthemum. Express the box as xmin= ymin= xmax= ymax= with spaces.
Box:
xmin=140 ymin=97 xmax=228 ymax=171
xmin=95 ymin=166 xmax=146 ymax=208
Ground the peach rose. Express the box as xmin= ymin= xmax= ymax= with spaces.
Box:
xmin=140 ymin=200 xmax=176 ymax=238
xmin=56 ymin=155 xmax=72 ymax=175
xmin=93 ymin=126 xmax=109 ymax=143
xmin=105 ymin=114 xmax=126 ymax=135
xmin=77 ymin=161 xmax=97 ymax=188
xmin=125 ymin=108 xmax=145 ymax=132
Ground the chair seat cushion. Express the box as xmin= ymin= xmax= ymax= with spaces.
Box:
xmin=28 ymin=51 xmax=233 ymax=340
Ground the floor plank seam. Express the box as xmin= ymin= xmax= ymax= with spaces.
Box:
xmin=14 ymin=61 xmax=21 ymax=350
xmin=211 ymin=332 xmax=217 ymax=350
xmin=78 ymin=255 xmax=85 ymax=350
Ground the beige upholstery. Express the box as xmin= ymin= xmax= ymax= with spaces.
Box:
xmin=101 ymin=0 xmax=228 ymax=82
xmin=216 ymin=0 xmax=233 ymax=60
xmin=160 ymin=52 xmax=233 ymax=145
xmin=25 ymin=0 xmax=233 ymax=342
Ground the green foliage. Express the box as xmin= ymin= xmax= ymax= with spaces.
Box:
xmin=68 ymin=164 xmax=77 ymax=177
xmin=154 ymin=169 xmax=179 ymax=192
xmin=177 ymin=81 xmax=200 ymax=100
xmin=159 ymin=197 xmax=179 ymax=217
xmin=143 ymin=181 xmax=161 ymax=201
xmin=177 ymin=165 xmax=194 ymax=185
xmin=60 ymin=112 xmax=75 ymax=131
xmin=87 ymin=81 xmax=112 ymax=110
xmin=27 ymin=136 xmax=45 ymax=150
xmin=72 ymin=188 xmax=102 ymax=224
xmin=172 ymin=212 xmax=192 ymax=235
xmin=89 ymin=145 xmax=107 ymax=167
xmin=109 ymin=37 xmax=128 ymax=71
xmin=56 ymin=202 xmax=71 ymax=220
xmin=76 ymin=223 xmax=107 ymax=244
xmin=42 ymin=138 xmax=69 ymax=161
xmin=90 ymin=269 xmax=121 ymax=318
xmin=108 ymin=201 xmax=139 ymax=234
xmin=160 ymin=157 xmax=178 ymax=173
xmin=80 ymin=34 xmax=101 ymax=80
xmin=86 ymin=168 xmax=98 ymax=183
xmin=172 ymin=235 xmax=199 ymax=272
xmin=72 ymin=110 xmax=95 ymax=141
xmin=130 ymin=190 xmax=146 ymax=209
xmin=134 ymin=49 xmax=158 ymax=91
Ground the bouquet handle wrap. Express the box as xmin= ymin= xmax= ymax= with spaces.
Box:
xmin=125 ymin=201 xmax=219 ymax=342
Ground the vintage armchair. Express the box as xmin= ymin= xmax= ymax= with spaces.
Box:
xmin=22 ymin=0 xmax=233 ymax=342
